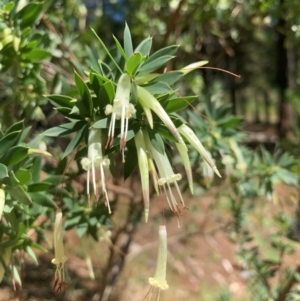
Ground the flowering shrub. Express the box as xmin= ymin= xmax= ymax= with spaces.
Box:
xmin=0 ymin=2 xmax=298 ymax=300
xmin=44 ymin=24 xmax=221 ymax=223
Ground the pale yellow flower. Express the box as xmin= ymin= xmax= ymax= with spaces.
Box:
xmin=105 ymin=73 xmax=136 ymax=162
xmin=148 ymin=225 xmax=168 ymax=300
xmin=144 ymin=131 xmax=185 ymax=219
xmin=0 ymin=247 xmax=11 ymax=283
xmin=0 ymin=188 xmax=5 ymax=220
xmin=134 ymin=130 xmax=150 ymax=222
xmin=81 ymin=127 xmax=111 ymax=213
xmin=51 ymin=210 xmax=67 ymax=292
xmin=178 ymin=124 xmax=221 ymax=177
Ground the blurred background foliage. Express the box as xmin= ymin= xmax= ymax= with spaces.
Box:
xmin=0 ymin=0 xmax=299 ymax=301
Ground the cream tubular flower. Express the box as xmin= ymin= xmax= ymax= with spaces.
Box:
xmin=148 ymin=156 xmax=159 ymax=196
xmin=221 ymin=154 xmax=235 ymax=176
xmin=149 ymin=225 xmax=169 ymax=294
xmin=105 ymin=73 xmax=136 ymax=161
xmin=145 ymin=132 xmax=185 ymax=217
xmin=137 ymin=86 xmax=187 ymax=151
xmin=176 ymin=143 xmax=194 ymax=194
xmin=228 ymin=138 xmax=247 ymax=171
xmin=134 ymin=130 xmax=150 ymax=222
xmin=81 ymin=127 xmax=111 ymax=213
xmin=51 ymin=210 xmax=67 ymax=291
xmin=0 ymin=247 xmax=11 ymax=283
xmin=178 ymin=124 xmax=221 ymax=178
xmin=0 ymin=188 xmax=5 ymax=220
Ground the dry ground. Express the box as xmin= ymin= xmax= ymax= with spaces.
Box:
xmin=0 ymin=184 xmax=299 ymax=301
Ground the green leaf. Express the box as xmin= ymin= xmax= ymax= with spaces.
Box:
xmin=135 ymin=37 xmax=152 ymax=57
xmin=164 ymin=96 xmax=197 ymax=113
xmin=145 ymin=45 xmax=179 ymax=65
xmin=91 ymin=28 xmax=122 ymax=73
xmin=7 ymin=120 xmax=24 ymax=134
xmin=124 ymin=144 xmax=137 ymax=180
xmin=143 ymin=82 xmax=173 ymax=95
xmin=43 ymin=121 xmax=86 ymax=137
xmin=64 ymin=215 xmax=82 ymax=230
xmin=54 ymin=107 xmax=71 ymax=117
xmin=15 ymin=2 xmax=44 ymax=29
xmin=25 ymin=246 xmax=38 ymax=265
xmin=113 ymin=35 xmax=127 ymax=60
xmin=126 ymin=52 xmax=143 ymax=75
xmin=30 ymin=192 xmax=57 ymax=208
xmin=69 ymin=103 xmax=89 ymax=118
xmin=15 ymin=169 xmax=32 ymax=185
xmin=19 ymin=127 xmax=31 ymax=144
xmin=138 ymin=55 xmax=175 ymax=75
xmin=7 ymin=186 xmax=32 ymax=205
xmin=55 ymin=157 xmax=68 ymax=175
xmin=63 ymin=124 xmax=87 ymax=158
xmin=0 ymin=146 xmax=29 ymax=167
xmin=47 ymin=94 xmax=75 ymax=108
xmin=131 ymin=80 xmax=138 ymax=104
xmin=97 ymin=81 xmax=115 ymax=107
xmin=0 ymin=131 xmax=21 ymax=156
xmin=85 ymin=46 xmax=102 ymax=73
xmin=31 ymin=156 xmax=41 ymax=182
xmin=74 ymin=71 xmax=93 ymax=117
xmin=92 ymin=118 xmax=110 ymax=129
xmin=112 ymin=128 xmax=137 ymax=147
xmin=0 ymin=163 xmax=8 ymax=179
xmin=124 ymin=22 xmax=133 ymax=58
xmin=8 ymin=170 xmax=19 ymax=187
xmin=44 ymin=175 xmax=67 ymax=186
xmin=216 ymin=116 xmax=243 ymax=128
xmin=77 ymin=222 xmax=88 ymax=237
xmin=23 ymin=49 xmax=51 ymax=60
xmin=27 ymin=182 xmax=53 ymax=192
xmin=135 ymin=73 xmax=160 ymax=85
xmin=155 ymin=123 xmax=178 ymax=143
xmin=152 ymin=71 xmax=183 ymax=86
xmin=13 ymin=266 xmax=22 ymax=286
xmin=4 ymin=2 xmax=15 ymax=12
xmin=147 ymin=127 xmax=165 ymax=155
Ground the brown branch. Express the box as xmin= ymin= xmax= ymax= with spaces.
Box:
xmin=276 ymin=265 xmax=300 ymax=301
xmin=161 ymin=0 xmax=188 ymax=47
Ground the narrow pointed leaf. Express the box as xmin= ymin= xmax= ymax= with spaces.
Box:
xmin=113 ymin=35 xmax=127 ymax=60
xmin=124 ymin=22 xmax=133 ymax=58
xmin=74 ymin=71 xmax=93 ymax=117
xmin=138 ymin=55 xmax=175 ymax=75
xmin=126 ymin=52 xmax=143 ymax=75
xmin=63 ymin=125 xmax=87 ymax=158
xmin=135 ymin=37 xmax=152 ymax=56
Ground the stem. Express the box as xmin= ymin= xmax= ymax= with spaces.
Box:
xmin=276 ymin=265 xmax=300 ymax=301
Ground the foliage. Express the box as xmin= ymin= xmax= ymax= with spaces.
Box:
xmin=0 ymin=1 xmax=299 ymax=301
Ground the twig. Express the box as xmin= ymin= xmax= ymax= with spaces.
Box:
xmin=276 ymin=265 xmax=300 ymax=301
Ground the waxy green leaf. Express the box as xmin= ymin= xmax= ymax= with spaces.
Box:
xmin=126 ymin=52 xmax=143 ymax=75
xmin=124 ymin=22 xmax=133 ymax=58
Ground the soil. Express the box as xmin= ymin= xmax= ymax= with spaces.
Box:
xmin=0 ymin=184 xmax=299 ymax=301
